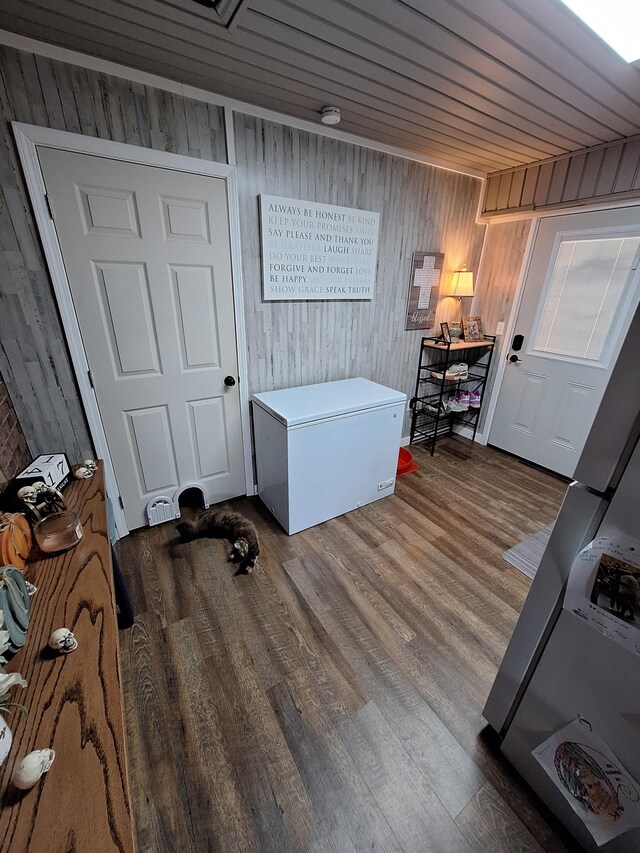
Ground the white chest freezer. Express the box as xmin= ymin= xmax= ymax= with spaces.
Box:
xmin=252 ymin=378 xmax=406 ymax=535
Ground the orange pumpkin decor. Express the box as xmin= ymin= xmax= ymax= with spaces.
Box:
xmin=0 ymin=513 xmax=32 ymax=569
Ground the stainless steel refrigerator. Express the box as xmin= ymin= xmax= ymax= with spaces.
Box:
xmin=484 ymin=304 xmax=640 ymax=851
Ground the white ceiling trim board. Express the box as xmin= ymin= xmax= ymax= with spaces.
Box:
xmin=0 ymin=27 xmax=485 ymax=179
xmin=478 ymin=197 xmax=640 ymax=224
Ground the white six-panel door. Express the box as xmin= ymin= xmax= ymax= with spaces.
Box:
xmin=490 ymin=207 xmax=640 ymax=477
xmin=38 ymin=147 xmax=245 ymax=529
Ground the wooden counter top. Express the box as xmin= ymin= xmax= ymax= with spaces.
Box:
xmin=0 ymin=464 xmax=135 ymax=852
xmin=422 ymin=338 xmax=494 ymax=350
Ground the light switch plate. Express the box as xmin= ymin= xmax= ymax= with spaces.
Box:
xmin=496 ymin=321 xmax=505 ymax=335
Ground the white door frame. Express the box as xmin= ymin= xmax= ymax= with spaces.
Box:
xmin=477 ymin=217 xmax=539 ymax=445
xmin=481 ymin=200 xmax=640 ymax=445
xmin=12 ymin=121 xmax=254 ymax=539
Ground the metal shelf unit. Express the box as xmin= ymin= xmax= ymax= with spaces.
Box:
xmin=409 ymin=335 xmax=496 ymax=455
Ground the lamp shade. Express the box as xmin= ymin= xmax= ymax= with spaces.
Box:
xmin=450 ymin=267 xmax=474 ymax=298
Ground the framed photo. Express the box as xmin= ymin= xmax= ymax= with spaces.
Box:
xmin=462 ymin=316 xmax=484 ymax=341
xmin=590 ymin=553 xmax=640 ymax=624
xmin=440 ymin=322 xmax=451 ymax=343
xmin=405 ymin=251 xmax=444 ymax=331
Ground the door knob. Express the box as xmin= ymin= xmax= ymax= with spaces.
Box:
xmin=224 ymin=375 xmax=236 ymax=386
xmin=508 ymin=354 xmax=522 ymax=363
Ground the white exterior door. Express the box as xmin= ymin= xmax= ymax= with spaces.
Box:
xmin=38 ymin=147 xmax=246 ymax=529
xmin=490 ymin=207 xmax=640 ymax=477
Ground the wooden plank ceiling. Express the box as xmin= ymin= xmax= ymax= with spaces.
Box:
xmin=1 ymin=0 xmax=640 ymax=174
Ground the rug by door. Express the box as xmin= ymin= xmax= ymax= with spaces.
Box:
xmin=502 ymin=523 xmax=554 ymax=579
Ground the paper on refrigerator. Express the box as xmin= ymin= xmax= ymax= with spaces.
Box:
xmin=563 ymin=536 xmax=640 ymax=658
xmin=533 ymin=719 xmax=640 ymax=846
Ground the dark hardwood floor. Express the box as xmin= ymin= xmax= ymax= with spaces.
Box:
xmin=116 ymin=437 xmax=576 ymax=852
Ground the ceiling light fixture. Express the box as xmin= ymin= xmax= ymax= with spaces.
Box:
xmin=558 ymin=0 xmax=640 ymax=63
xmin=320 ymin=106 xmax=341 ymax=125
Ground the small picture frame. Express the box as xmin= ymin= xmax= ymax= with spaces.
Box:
xmin=440 ymin=322 xmax=451 ymax=343
xmin=462 ymin=316 xmax=484 ymax=342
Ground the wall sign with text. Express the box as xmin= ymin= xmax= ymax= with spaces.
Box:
xmin=260 ymin=195 xmax=380 ymax=301
xmin=405 ymin=251 xmax=444 ymax=331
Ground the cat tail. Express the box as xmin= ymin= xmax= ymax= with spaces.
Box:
xmin=248 ymin=539 xmax=259 ymax=566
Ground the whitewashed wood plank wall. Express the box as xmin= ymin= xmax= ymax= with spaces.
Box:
xmin=0 ymin=42 xmax=485 ymax=459
xmin=482 ymin=134 xmax=640 ymax=216
xmin=235 ymin=113 xmax=486 ymax=428
xmin=0 ymin=44 xmax=227 ymax=460
xmin=472 ymin=219 xmax=532 ymax=434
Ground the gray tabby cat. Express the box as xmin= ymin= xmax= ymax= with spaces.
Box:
xmin=176 ymin=508 xmax=260 ymax=574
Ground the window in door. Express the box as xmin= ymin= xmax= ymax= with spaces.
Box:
xmin=533 ymin=236 xmax=640 ymax=363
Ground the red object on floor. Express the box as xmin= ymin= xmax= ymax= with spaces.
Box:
xmin=397 ymin=447 xmax=418 ymax=476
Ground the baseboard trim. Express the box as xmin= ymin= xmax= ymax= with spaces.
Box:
xmin=401 ymin=429 xmax=486 ymax=446
xmin=452 ymin=424 xmax=486 ymax=444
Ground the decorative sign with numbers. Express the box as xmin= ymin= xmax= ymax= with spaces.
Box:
xmin=260 ymin=195 xmax=380 ymax=301
xmin=405 ymin=251 xmax=444 ymax=331
xmin=15 ymin=454 xmax=71 ymax=491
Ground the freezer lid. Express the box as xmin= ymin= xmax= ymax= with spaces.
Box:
xmin=252 ymin=378 xmax=406 ymax=426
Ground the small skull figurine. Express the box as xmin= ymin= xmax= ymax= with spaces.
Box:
xmin=83 ymin=459 xmax=98 ymax=472
xmin=74 ymin=466 xmax=92 ymax=479
xmin=12 ymin=749 xmax=56 ymax=790
xmin=17 ymin=485 xmax=38 ymax=502
xmin=48 ymin=628 xmax=78 ymax=654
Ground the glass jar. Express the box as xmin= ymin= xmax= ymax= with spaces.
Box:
xmin=449 ymin=321 xmax=462 ymax=342
xmin=34 ymin=511 xmax=83 ymax=554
